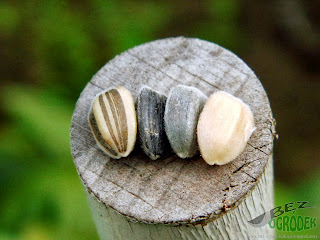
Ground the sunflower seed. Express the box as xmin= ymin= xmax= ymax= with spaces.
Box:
xmin=137 ymin=86 xmax=170 ymax=160
xmin=88 ymin=86 xmax=137 ymax=159
xmin=197 ymin=91 xmax=255 ymax=165
xmin=164 ymin=85 xmax=207 ymax=158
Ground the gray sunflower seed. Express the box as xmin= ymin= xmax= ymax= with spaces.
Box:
xmin=88 ymin=86 xmax=137 ymax=159
xmin=164 ymin=85 xmax=207 ymax=158
xmin=137 ymin=86 xmax=170 ymax=160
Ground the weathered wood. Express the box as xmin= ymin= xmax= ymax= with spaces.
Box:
xmin=70 ymin=37 xmax=276 ymax=239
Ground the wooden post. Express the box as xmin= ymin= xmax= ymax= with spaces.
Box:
xmin=70 ymin=37 xmax=276 ymax=240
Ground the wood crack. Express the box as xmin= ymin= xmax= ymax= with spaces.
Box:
xmin=89 ymin=81 xmax=104 ymax=89
xmin=247 ymin=142 xmax=269 ymax=155
xmin=174 ymin=64 xmax=221 ymax=90
xmin=201 ymin=226 xmax=211 ymax=239
xmin=126 ymin=51 xmax=184 ymax=85
xmin=243 ymin=172 xmax=257 ymax=181
xmin=232 ymin=162 xmax=249 ymax=174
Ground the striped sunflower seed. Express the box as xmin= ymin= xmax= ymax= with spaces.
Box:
xmin=88 ymin=86 xmax=137 ymax=159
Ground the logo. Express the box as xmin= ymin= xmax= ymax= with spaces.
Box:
xmin=248 ymin=201 xmax=317 ymax=231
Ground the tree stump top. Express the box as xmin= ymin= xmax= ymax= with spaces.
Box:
xmin=70 ymin=37 xmax=275 ymax=224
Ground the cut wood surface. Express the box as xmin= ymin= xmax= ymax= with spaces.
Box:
xmin=70 ymin=37 xmax=276 ymax=239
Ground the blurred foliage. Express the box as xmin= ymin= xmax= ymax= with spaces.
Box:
xmin=0 ymin=0 xmax=319 ymax=239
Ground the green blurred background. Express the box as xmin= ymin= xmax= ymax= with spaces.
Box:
xmin=1 ymin=0 xmax=319 ymax=239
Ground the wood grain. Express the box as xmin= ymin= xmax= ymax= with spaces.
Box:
xmin=70 ymin=37 xmax=276 ymax=239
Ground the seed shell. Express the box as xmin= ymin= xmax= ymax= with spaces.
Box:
xmin=137 ymin=86 xmax=170 ymax=160
xmin=88 ymin=86 xmax=137 ymax=159
xmin=164 ymin=85 xmax=208 ymax=158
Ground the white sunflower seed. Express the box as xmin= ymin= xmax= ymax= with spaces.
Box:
xmin=197 ymin=91 xmax=255 ymax=165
